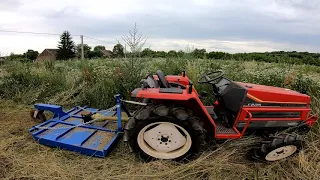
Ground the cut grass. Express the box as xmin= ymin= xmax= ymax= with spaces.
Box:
xmin=0 ymin=100 xmax=319 ymax=180
xmin=1 ymin=58 xmax=320 ymax=179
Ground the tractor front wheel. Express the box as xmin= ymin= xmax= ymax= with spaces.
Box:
xmin=251 ymin=133 xmax=304 ymax=162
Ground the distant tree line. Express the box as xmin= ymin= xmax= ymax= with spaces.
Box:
xmin=75 ymin=43 xmax=125 ymax=59
xmin=6 ymin=31 xmax=125 ymax=61
xmin=6 ymin=49 xmax=39 ymax=62
xmin=57 ymin=31 xmax=125 ymax=60
xmin=6 ymin=47 xmax=320 ymax=67
xmin=134 ymin=48 xmax=320 ymax=66
xmin=4 ymin=31 xmax=320 ymax=66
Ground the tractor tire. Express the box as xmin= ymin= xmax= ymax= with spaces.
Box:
xmin=251 ymin=133 xmax=304 ymax=162
xmin=128 ymin=105 xmax=206 ymax=162
xmin=30 ymin=109 xmax=47 ymax=123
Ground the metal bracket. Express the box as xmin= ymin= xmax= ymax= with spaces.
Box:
xmin=34 ymin=103 xmax=68 ymax=118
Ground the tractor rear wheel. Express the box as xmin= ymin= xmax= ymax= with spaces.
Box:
xmin=128 ymin=105 xmax=206 ymax=162
xmin=251 ymin=133 xmax=304 ymax=162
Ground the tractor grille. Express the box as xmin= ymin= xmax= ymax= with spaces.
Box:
xmin=216 ymin=124 xmax=237 ymax=134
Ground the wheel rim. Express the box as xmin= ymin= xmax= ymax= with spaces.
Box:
xmin=265 ymin=145 xmax=297 ymax=161
xmin=137 ymin=122 xmax=192 ymax=159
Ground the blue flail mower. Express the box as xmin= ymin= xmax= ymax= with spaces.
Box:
xmin=29 ymin=94 xmax=124 ymax=158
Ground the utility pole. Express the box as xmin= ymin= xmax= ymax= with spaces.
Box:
xmin=124 ymin=44 xmax=126 ymax=59
xmin=80 ymin=35 xmax=84 ymax=60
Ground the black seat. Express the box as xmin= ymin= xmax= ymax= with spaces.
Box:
xmin=156 ymin=70 xmax=187 ymax=90
xmin=156 ymin=70 xmax=169 ymax=88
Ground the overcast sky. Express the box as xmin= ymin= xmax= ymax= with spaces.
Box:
xmin=0 ymin=0 xmax=320 ymax=55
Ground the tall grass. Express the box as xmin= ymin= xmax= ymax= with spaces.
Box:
xmin=1 ymin=58 xmax=320 ymax=110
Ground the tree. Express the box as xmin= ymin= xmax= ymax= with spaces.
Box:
xmin=193 ymin=48 xmax=206 ymax=59
xmin=88 ymin=50 xmax=103 ymax=59
xmin=156 ymin=51 xmax=167 ymax=58
xmin=56 ymin=31 xmax=76 ymax=60
xmin=112 ymin=43 xmax=124 ymax=58
xmin=122 ymin=22 xmax=147 ymax=55
xmin=177 ymin=50 xmax=184 ymax=58
xmin=207 ymin=51 xmax=227 ymax=59
xmin=76 ymin=44 xmax=91 ymax=58
xmin=94 ymin=45 xmax=105 ymax=51
xmin=141 ymin=48 xmax=154 ymax=57
xmin=168 ymin=50 xmax=178 ymax=58
xmin=8 ymin=52 xmax=24 ymax=61
xmin=23 ymin=49 xmax=39 ymax=61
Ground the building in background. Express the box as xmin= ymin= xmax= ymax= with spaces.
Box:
xmin=36 ymin=49 xmax=58 ymax=61
xmin=101 ymin=50 xmax=113 ymax=58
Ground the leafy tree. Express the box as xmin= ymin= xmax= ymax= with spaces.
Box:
xmin=94 ymin=45 xmax=105 ymax=51
xmin=156 ymin=51 xmax=167 ymax=58
xmin=23 ymin=49 xmax=39 ymax=61
xmin=76 ymin=44 xmax=91 ymax=58
xmin=113 ymin=43 xmax=124 ymax=58
xmin=8 ymin=53 xmax=24 ymax=61
xmin=56 ymin=31 xmax=76 ymax=60
xmin=177 ymin=50 xmax=184 ymax=58
xmin=168 ymin=50 xmax=178 ymax=58
xmin=192 ymin=48 xmax=206 ymax=59
xmin=207 ymin=51 xmax=227 ymax=59
xmin=88 ymin=50 xmax=103 ymax=59
xmin=141 ymin=48 xmax=154 ymax=57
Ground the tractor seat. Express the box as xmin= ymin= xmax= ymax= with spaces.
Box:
xmin=156 ymin=70 xmax=186 ymax=89
xmin=141 ymin=71 xmax=185 ymax=90
xmin=156 ymin=70 xmax=170 ymax=88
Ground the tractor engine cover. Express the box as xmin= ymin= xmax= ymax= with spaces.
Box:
xmin=233 ymin=82 xmax=314 ymax=129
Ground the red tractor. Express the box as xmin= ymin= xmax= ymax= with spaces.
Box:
xmin=124 ymin=70 xmax=318 ymax=162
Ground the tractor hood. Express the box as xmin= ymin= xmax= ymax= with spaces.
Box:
xmin=236 ymin=82 xmax=311 ymax=105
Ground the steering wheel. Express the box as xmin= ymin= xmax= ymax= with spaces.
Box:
xmin=198 ymin=70 xmax=224 ymax=84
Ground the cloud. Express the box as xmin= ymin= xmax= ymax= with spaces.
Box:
xmin=0 ymin=0 xmax=319 ymax=55
xmin=0 ymin=0 xmax=23 ymax=11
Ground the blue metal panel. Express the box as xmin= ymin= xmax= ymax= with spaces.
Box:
xmin=116 ymin=95 xmax=123 ymax=131
xmin=34 ymin=103 xmax=68 ymax=118
xmin=29 ymin=94 xmax=123 ymax=158
xmin=39 ymin=126 xmax=73 ymax=141
xmin=57 ymin=127 xmax=95 ymax=146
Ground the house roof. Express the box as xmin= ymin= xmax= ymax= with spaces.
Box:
xmin=45 ymin=49 xmax=58 ymax=56
xmin=101 ymin=50 xmax=113 ymax=56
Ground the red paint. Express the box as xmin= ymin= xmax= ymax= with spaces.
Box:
xmin=237 ymin=82 xmax=310 ymax=104
xmin=132 ymin=72 xmax=319 ymax=139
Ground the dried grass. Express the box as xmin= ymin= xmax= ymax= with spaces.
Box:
xmin=1 ymin=59 xmax=320 ymax=179
xmin=0 ymin=101 xmax=319 ymax=180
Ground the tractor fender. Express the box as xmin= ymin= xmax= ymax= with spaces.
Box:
xmin=131 ymin=88 xmax=194 ymax=101
xmin=130 ymin=88 xmax=216 ymax=133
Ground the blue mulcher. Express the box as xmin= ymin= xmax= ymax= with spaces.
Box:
xmin=29 ymin=94 xmax=124 ymax=158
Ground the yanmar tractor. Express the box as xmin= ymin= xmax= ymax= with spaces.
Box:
xmin=124 ymin=70 xmax=318 ymax=162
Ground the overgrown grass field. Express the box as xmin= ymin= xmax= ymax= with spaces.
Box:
xmin=0 ymin=58 xmax=319 ymax=179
